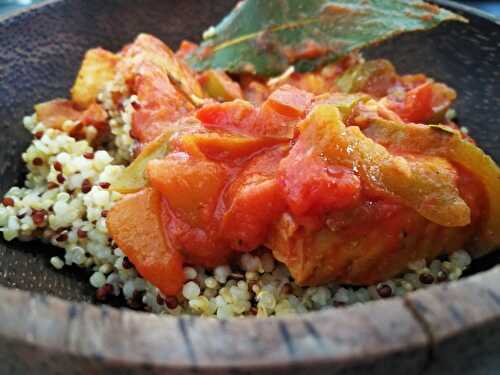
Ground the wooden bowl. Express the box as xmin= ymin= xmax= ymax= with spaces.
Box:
xmin=0 ymin=0 xmax=499 ymax=373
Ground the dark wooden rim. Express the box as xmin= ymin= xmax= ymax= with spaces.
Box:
xmin=1 ymin=0 xmax=500 ymax=372
xmin=2 ymin=266 xmax=500 ymax=370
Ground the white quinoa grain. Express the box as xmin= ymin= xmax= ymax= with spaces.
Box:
xmin=214 ymin=265 xmax=231 ymax=284
xmin=216 ymin=304 xmax=235 ymax=319
xmin=260 ymin=253 xmax=275 ymax=273
xmin=89 ymin=271 xmax=106 ymax=288
xmin=183 ymin=267 xmax=198 ymax=280
xmin=450 ymin=250 xmax=471 ymax=268
xmin=50 ymin=256 xmax=65 ymax=270
xmin=241 ymin=253 xmax=261 ymax=272
xmin=204 ymin=276 xmax=218 ymax=289
xmin=183 ymin=281 xmax=201 ymax=300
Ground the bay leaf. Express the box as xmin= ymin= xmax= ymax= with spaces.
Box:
xmin=187 ymin=0 xmax=466 ymax=76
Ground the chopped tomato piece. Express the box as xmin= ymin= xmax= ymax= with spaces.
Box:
xmin=131 ymin=63 xmax=194 ymax=143
xmin=240 ymin=75 xmax=270 ymax=105
xmin=35 ymin=100 xmax=109 ymax=144
xmin=118 ymin=34 xmax=202 ymax=143
xmin=196 ymin=99 xmax=257 ymax=135
xmin=264 ymin=84 xmax=313 ymax=118
xmin=107 ymin=188 xmax=185 ymax=296
xmin=196 ymin=85 xmax=312 ymax=139
xmin=175 ymin=40 xmax=198 ymax=60
xmin=35 ymin=99 xmax=81 ymax=129
xmin=147 ymin=154 xmax=231 ymax=267
xmin=253 ymin=85 xmax=313 ymax=139
xmin=279 ymin=110 xmax=362 ymax=216
xmin=388 ymin=81 xmax=456 ymax=124
xmin=279 ymin=155 xmax=362 ymax=216
xmin=222 ymin=147 xmax=288 ymax=251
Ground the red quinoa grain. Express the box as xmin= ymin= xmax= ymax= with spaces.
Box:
xmin=2 ymin=197 xmax=14 ymax=207
xmin=32 ymin=209 xmax=47 ymax=226
xmin=32 ymin=157 xmax=44 ymax=166
xmin=53 ymin=161 xmax=63 ymax=172
xmin=165 ymin=296 xmax=178 ymax=309
xmin=81 ymin=179 xmax=92 ymax=193
xmin=77 ymin=228 xmax=87 ymax=239
xmin=96 ymin=284 xmax=114 ymax=301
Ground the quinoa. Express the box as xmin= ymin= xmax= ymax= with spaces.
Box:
xmin=0 ymin=85 xmax=474 ymax=319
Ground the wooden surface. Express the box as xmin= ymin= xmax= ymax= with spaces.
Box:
xmin=0 ymin=0 xmax=499 ymax=374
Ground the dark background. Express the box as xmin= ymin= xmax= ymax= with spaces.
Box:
xmin=0 ymin=0 xmax=499 ymax=17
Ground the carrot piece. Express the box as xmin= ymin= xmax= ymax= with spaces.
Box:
xmin=147 ymin=155 xmax=231 ymax=267
xmin=107 ymin=188 xmax=185 ymax=296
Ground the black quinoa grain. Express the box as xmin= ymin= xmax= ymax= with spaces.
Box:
xmin=156 ymin=295 xmax=165 ymax=305
xmin=17 ymin=212 xmax=26 ymax=219
xmin=83 ymin=152 xmax=95 ymax=159
xmin=96 ymin=284 xmax=114 ymax=301
xmin=165 ymin=296 xmax=178 ymax=309
xmin=128 ymin=291 xmax=145 ymax=310
xmin=55 ymin=233 xmax=68 ymax=242
xmin=2 ymin=197 xmax=14 ymax=207
xmin=376 ymin=284 xmax=392 ymax=298
xmin=419 ymin=272 xmax=434 ymax=285
xmin=56 ymin=173 xmax=65 ymax=184
xmin=81 ymin=179 xmax=92 ymax=193
xmin=32 ymin=157 xmax=44 ymax=166
xmin=122 ymin=256 xmax=134 ymax=269
xmin=53 ymin=161 xmax=63 ymax=172
xmin=99 ymin=182 xmax=110 ymax=189
xmin=437 ymin=270 xmax=448 ymax=282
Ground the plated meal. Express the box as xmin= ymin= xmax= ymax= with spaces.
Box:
xmin=1 ymin=0 xmax=499 ymax=319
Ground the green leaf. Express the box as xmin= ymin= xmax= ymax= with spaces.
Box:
xmin=187 ymin=0 xmax=466 ymax=77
